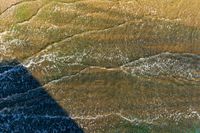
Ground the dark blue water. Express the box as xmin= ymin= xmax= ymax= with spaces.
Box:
xmin=0 ymin=60 xmax=83 ymax=133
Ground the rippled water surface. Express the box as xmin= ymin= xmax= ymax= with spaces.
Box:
xmin=0 ymin=0 xmax=200 ymax=132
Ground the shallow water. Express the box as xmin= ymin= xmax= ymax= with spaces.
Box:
xmin=0 ymin=0 xmax=200 ymax=132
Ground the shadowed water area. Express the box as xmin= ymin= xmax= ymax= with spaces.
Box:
xmin=0 ymin=60 xmax=83 ymax=132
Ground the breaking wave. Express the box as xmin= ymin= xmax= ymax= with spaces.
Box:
xmin=121 ymin=52 xmax=200 ymax=81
